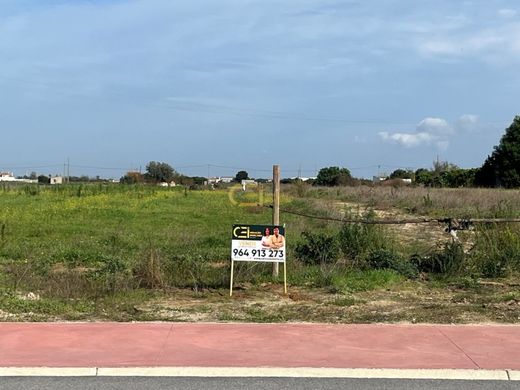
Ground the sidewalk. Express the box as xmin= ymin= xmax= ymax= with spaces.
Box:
xmin=1 ymin=323 xmax=519 ymax=379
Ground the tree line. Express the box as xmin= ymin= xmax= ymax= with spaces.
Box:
xmin=315 ymin=115 xmax=520 ymax=188
xmin=117 ymin=116 xmax=520 ymax=189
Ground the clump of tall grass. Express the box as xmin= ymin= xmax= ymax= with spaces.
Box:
xmin=469 ymin=225 xmax=520 ymax=277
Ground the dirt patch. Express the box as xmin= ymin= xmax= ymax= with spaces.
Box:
xmin=117 ymin=278 xmax=520 ymax=324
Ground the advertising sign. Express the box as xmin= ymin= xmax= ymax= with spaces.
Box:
xmin=231 ymin=224 xmax=286 ymax=262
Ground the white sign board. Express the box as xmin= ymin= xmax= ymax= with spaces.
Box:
xmin=231 ymin=225 xmax=286 ymax=262
xmin=230 ymin=224 xmax=287 ymax=296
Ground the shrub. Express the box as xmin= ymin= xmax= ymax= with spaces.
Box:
xmin=337 ymin=210 xmax=388 ymax=263
xmin=470 ymin=225 xmax=520 ymax=277
xmin=295 ymin=231 xmax=339 ymax=266
xmin=410 ymin=242 xmax=465 ymax=275
xmin=163 ymin=253 xmax=227 ymax=291
xmin=366 ymin=249 xmax=418 ymax=278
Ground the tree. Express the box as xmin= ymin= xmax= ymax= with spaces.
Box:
xmin=414 ymin=168 xmax=432 ymax=186
xmin=441 ymin=168 xmax=477 ymax=188
xmin=315 ymin=166 xmax=352 ymax=186
xmin=235 ymin=170 xmax=249 ymax=181
xmin=389 ymin=169 xmax=413 ymax=179
xmin=144 ymin=161 xmax=178 ymax=183
xmin=37 ymin=175 xmax=50 ymax=184
xmin=476 ymin=116 xmax=520 ymax=188
xmin=120 ymin=171 xmax=144 ymax=184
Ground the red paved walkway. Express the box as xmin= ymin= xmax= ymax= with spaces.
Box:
xmin=0 ymin=323 xmax=519 ymax=369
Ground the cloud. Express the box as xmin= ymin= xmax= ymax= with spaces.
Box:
xmin=498 ymin=9 xmax=517 ymax=18
xmin=455 ymin=114 xmax=479 ymax=132
xmin=417 ymin=22 xmax=520 ymax=65
xmin=379 ymin=115 xmax=479 ymax=149
xmin=416 ymin=117 xmax=452 ymax=135
xmin=378 ymin=131 xmax=434 ymax=148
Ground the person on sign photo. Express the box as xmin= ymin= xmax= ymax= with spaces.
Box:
xmin=261 ymin=227 xmax=272 ymax=247
xmin=270 ymin=227 xmax=285 ymax=249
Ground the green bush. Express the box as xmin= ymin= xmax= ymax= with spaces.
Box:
xmin=366 ymin=249 xmax=417 ymax=278
xmin=410 ymin=242 xmax=465 ymax=275
xmin=295 ymin=231 xmax=339 ymax=266
xmin=337 ymin=210 xmax=388 ymax=263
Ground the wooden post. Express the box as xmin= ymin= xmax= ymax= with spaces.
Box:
xmin=272 ymin=165 xmax=280 ymax=277
xmin=229 ymin=260 xmax=235 ymax=296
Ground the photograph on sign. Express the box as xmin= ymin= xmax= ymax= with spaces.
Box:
xmin=231 ymin=224 xmax=285 ymax=262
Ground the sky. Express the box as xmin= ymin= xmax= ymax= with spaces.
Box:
xmin=1 ymin=0 xmax=519 ymax=180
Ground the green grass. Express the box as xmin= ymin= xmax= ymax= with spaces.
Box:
xmin=332 ymin=269 xmax=404 ymax=293
xmin=2 ymin=183 xmax=520 ymax=323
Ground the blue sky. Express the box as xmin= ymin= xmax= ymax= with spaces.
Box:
xmin=1 ymin=0 xmax=519 ymax=179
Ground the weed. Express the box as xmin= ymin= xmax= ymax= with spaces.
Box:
xmin=366 ymin=249 xmax=418 ymax=278
xmin=332 ymin=269 xmax=403 ymax=293
xmin=410 ymin=242 xmax=465 ymax=275
xmin=295 ymin=231 xmax=339 ymax=266
xmin=337 ymin=209 xmax=388 ymax=264
xmin=330 ymin=296 xmax=360 ymax=307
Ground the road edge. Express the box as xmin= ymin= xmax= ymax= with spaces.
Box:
xmin=0 ymin=367 xmax=517 ymax=380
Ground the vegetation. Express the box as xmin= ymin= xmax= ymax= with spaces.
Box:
xmin=1 ymin=181 xmax=520 ymax=323
xmin=315 ymin=166 xmax=352 ymax=186
xmin=476 ymin=116 xmax=520 ymax=188
xmin=144 ymin=161 xmax=178 ymax=183
xmin=235 ymin=170 xmax=249 ymax=181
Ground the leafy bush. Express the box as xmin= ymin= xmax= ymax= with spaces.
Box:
xmin=410 ymin=242 xmax=465 ymax=275
xmin=295 ymin=231 xmax=339 ymax=266
xmin=366 ymin=249 xmax=417 ymax=278
xmin=337 ymin=210 xmax=388 ymax=263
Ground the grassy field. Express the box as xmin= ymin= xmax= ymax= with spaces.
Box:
xmin=1 ymin=182 xmax=520 ymax=323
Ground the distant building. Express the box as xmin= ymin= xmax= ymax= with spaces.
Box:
xmin=220 ymin=177 xmax=234 ymax=183
xmin=158 ymin=181 xmax=176 ymax=187
xmin=290 ymin=177 xmax=316 ymax=182
xmin=0 ymin=172 xmax=36 ymax=183
xmin=0 ymin=172 xmax=16 ymax=181
xmin=50 ymin=176 xmax=63 ymax=185
xmin=206 ymin=176 xmax=234 ymax=185
xmin=373 ymin=175 xmax=388 ymax=183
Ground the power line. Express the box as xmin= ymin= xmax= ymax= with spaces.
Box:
xmin=267 ymin=205 xmax=520 ymax=226
xmin=161 ymin=100 xmax=421 ymax=125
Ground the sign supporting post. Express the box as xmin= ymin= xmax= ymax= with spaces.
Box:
xmin=273 ymin=165 xmax=280 ymax=277
xmin=229 ymin=260 xmax=234 ymax=297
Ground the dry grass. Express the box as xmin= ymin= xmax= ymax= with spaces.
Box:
xmin=289 ymin=184 xmax=520 ymax=218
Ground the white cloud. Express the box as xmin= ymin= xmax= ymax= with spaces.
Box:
xmin=498 ymin=9 xmax=517 ymax=18
xmin=378 ymin=131 xmax=434 ymax=148
xmin=455 ymin=114 xmax=479 ymax=132
xmin=379 ymin=114 xmax=479 ymax=149
xmin=417 ymin=117 xmax=453 ymax=135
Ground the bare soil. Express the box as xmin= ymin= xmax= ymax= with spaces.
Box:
xmin=122 ymin=277 xmax=520 ymax=324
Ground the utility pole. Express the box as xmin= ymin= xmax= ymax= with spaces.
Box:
xmin=272 ymin=164 xmax=280 ymax=277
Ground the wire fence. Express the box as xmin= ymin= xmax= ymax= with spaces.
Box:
xmin=266 ymin=205 xmax=520 ymax=231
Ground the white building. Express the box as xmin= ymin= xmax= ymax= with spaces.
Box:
xmin=0 ymin=172 xmax=16 ymax=181
xmin=50 ymin=176 xmax=63 ymax=185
